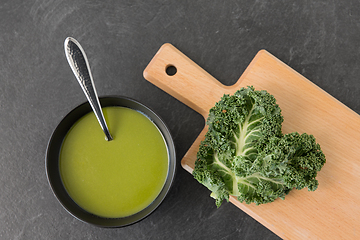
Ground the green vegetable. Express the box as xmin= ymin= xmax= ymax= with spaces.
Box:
xmin=193 ymin=86 xmax=326 ymax=207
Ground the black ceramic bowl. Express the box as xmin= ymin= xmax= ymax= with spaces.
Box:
xmin=45 ymin=96 xmax=176 ymax=227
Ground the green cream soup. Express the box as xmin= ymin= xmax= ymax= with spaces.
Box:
xmin=59 ymin=106 xmax=169 ymax=218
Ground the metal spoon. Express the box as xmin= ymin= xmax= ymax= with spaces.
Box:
xmin=64 ymin=37 xmax=113 ymax=141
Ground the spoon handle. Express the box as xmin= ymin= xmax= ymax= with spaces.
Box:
xmin=64 ymin=37 xmax=113 ymax=141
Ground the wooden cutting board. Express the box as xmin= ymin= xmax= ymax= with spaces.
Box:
xmin=143 ymin=43 xmax=360 ymax=240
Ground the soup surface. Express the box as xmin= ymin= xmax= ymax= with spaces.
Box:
xmin=59 ymin=106 xmax=169 ymax=218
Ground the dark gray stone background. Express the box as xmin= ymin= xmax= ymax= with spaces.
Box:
xmin=1 ymin=0 xmax=359 ymax=239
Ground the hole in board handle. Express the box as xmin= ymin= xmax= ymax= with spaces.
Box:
xmin=166 ymin=65 xmax=177 ymax=76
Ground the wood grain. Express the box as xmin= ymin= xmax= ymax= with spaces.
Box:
xmin=143 ymin=43 xmax=360 ymax=240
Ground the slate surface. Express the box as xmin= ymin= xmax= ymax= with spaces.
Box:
xmin=1 ymin=1 xmax=359 ymax=239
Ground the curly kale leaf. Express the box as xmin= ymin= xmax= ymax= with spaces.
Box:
xmin=206 ymin=86 xmax=283 ymax=154
xmin=193 ymin=86 xmax=326 ymax=207
xmin=262 ymin=132 xmax=326 ymax=191
xmin=193 ymin=143 xmax=229 ymax=207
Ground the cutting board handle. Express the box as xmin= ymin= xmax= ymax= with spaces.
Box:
xmin=143 ymin=43 xmax=231 ymax=117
